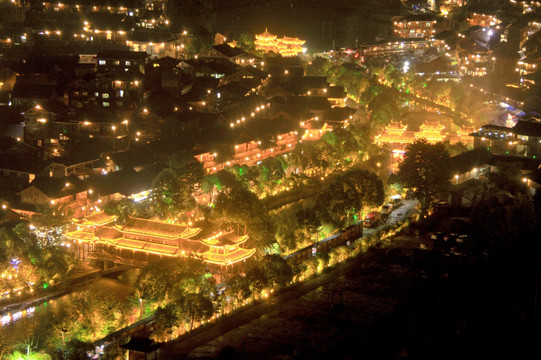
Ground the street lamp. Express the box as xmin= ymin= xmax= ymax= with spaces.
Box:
xmin=111 ymin=125 xmax=116 ymax=151
xmin=123 ymin=120 xmax=130 ymax=149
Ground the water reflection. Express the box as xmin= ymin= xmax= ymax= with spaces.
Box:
xmin=1 ymin=268 xmax=139 ymax=343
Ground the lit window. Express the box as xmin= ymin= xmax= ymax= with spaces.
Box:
xmin=103 ymin=102 xmax=110 ymax=107
xmin=102 ymin=93 xmax=109 ymax=99
xmin=98 ymin=60 xmax=106 ymax=65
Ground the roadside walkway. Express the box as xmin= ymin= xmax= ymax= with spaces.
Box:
xmin=159 ymin=252 xmax=366 ymax=358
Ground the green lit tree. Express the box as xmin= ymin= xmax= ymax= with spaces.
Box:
xmin=151 ymin=168 xmax=194 ymax=220
xmin=237 ymin=33 xmax=255 ymax=52
xmin=368 ymin=89 xmax=401 ymax=130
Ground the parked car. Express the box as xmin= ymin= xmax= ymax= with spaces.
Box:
xmin=363 ymin=212 xmax=381 ymax=228
xmin=381 ymin=204 xmax=393 ymax=215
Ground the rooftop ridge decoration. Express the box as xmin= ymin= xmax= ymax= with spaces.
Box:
xmin=114 ymin=216 xmax=202 ymax=240
xmin=201 ymin=231 xmax=249 ymax=247
xmin=416 ymin=120 xmax=447 ymax=143
xmin=73 ymin=211 xmax=118 ymax=227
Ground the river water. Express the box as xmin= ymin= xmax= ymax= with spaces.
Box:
xmin=0 ymin=268 xmax=139 ymax=344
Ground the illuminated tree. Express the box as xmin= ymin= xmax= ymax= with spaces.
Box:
xmin=0 ymin=335 xmax=13 ymax=360
xmin=259 ymin=254 xmax=293 ymax=288
xmin=153 ymin=305 xmax=181 ymax=338
xmin=151 ymin=168 xmax=195 ymax=220
xmin=62 ymin=339 xmax=94 ymax=360
xmin=179 ymin=293 xmax=214 ymax=331
xmin=0 ymin=225 xmax=74 ymax=292
xmin=135 ymin=257 xmax=214 ymax=306
xmin=104 ymin=198 xmax=135 ymax=224
xmin=214 ymin=186 xmax=275 ymax=252
xmin=322 ymin=128 xmax=360 ymax=164
xmin=237 ymin=33 xmax=255 ymax=51
xmin=368 ymin=90 xmax=401 ymax=130
xmin=167 ymin=150 xmax=204 ymax=191
xmin=296 ymin=206 xmax=322 ymax=239
xmin=305 ymin=57 xmax=332 ymax=77
xmin=287 ymin=141 xmax=330 ymax=175
xmin=397 ymin=139 xmax=451 ymax=212
xmin=59 ymin=291 xmax=128 ymax=343
xmin=226 ymin=274 xmax=252 ymax=302
xmin=318 ymin=168 xmax=384 ymax=228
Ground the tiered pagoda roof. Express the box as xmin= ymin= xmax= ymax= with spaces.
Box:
xmin=203 ymin=247 xmax=256 ymax=266
xmin=73 ymin=211 xmax=117 ymax=227
xmin=200 ymin=231 xmax=249 ymax=247
xmin=254 ymin=29 xmax=305 ymax=57
xmin=376 ymin=121 xmax=415 ymax=144
xmin=415 ymin=120 xmax=446 ymax=143
xmin=114 ymin=217 xmax=202 ymax=241
xmin=64 ymin=213 xmax=255 ymax=265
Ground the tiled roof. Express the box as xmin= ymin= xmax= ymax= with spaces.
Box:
xmin=115 ymin=217 xmax=201 ymax=240
xmin=97 ymin=50 xmax=150 ymax=60
xmin=449 ymin=148 xmax=493 ymax=174
xmin=202 ymin=248 xmax=256 ymax=265
xmin=512 ymin=119 xmax=541 ymax=138
xmin=128 ymin=31 xmax=176 ymax=43
xmin=0 ymin=154 xmax=50 ymax=174
xmin=27 ymin=174 xmax=87 ymax=199
xmin=201 ymin=232 xmax=248 ymax=246
xmin=212 ymin=44 xmax=248 ymax=58
xmin=73 ymin=211 xmax=117 ymax=226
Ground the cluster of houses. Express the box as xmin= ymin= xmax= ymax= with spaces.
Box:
xmin=0 ymin=0 xmax=540 ymax=270
xmin=0 ymin=2 xmax=362 ymax=272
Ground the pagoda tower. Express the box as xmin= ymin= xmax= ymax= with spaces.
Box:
xmin=415 ymin=120 xmax=446 ymax=143
xmin=255 ymin=28 xmax=278 ymax=53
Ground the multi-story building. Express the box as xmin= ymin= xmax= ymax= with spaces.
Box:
xmin=517 ymin=57 xmax=540 ymax=87
xmin=125 ymin=31 xmax=182 ymax=59
xmin=68 ymin=72 xmax=144 ymax=111
xmin=96 ymin=50 xmax=150 ymax=75
xmin=467 ymin=13 xmax=501 ymax=28
xmin=41 ymin=0 xmax=143 ymax=15
xmin=392 ymin=14 xmax=439 ymax=39
xmin=470 ymin=118 xmax=541 ymax=158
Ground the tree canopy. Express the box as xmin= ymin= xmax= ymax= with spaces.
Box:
xmin=397 ymin=139 xmax=451 ymax=211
